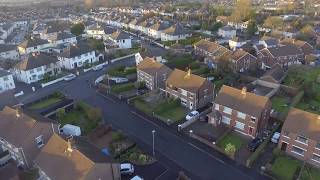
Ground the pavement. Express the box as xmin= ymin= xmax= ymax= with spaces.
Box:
xmin=0 ymin=55 xmax=271 ymax=180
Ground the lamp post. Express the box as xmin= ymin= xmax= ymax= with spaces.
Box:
xmin=152 ymin=130 xmax=156 ymax=156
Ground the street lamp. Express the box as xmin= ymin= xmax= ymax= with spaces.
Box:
xmin=152 ymin=130 xmax=156 ymax=156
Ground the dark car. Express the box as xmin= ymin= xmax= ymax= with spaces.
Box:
xmin=247 ymin=138 xmax=262 ymax=152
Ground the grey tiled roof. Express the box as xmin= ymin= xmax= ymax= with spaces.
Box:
xmin=0 ymin=44 xmax=17 ymax=53
xmin=15 ymin=54 xmax=58 ymax=70
xmin=0 ymin=69 xmax=11 ymax=77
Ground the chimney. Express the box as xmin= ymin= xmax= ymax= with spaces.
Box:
xmin=66 ymin=139 xmax=73 ymax=153
xmin=184 ymin=69 xmax=191 ymax=79
xmin=16 ymin=108 xmax=21 ymax=118
xmin=241 ymin=87 xmax=247 ymax=96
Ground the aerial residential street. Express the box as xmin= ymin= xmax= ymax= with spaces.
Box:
xmin=7 ymin=58 xmax=270 ymax=180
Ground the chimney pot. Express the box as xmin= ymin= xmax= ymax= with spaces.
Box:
xmin=241 ymin=87 xmax=247 ymax=95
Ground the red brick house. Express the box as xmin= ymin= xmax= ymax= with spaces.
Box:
xmin=209 ymin=85 xmax=271 ymax=138
xmin=222 ymin=49 xmax=258 ymax=72
xmin=165 ymin=69 xmax=214 ymax=110
xmin=257 ymin=45 xmax=304 ymax=69
xmin=137 ymin=57 xmax=172 ymax=90
xmin=280 ymin=38 xmax=314 ymax=56
xmin=278 ymin=108 xmax=320 ymax=168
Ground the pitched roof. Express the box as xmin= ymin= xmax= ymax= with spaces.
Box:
xmin=215 ymin=85 xmax=269 ymax=117
xmin=150 ymin=22 xmax=170 ymax=31
xmin=166 ymin=69 xmax=207 ymax=93
xmin=0 ymin=69 xmax=11 ymax=77
xmin=58 ymin=44 xmax=94 ymax=58
xmin=261 ymin=64 xmax=285 ymax=83
xmin=111 ymin=30 xmax=130 ymax=40
xmin=261 ymin=45 xmax=303 ymax=57
xmin=0 ymin=106 xmax=57 ymax=166
xmin=163 ymin=23 xmax=187 ymax=36
xmin=34 ymin=133 xmax=116 ymax=180
xmin=0 ymin=44 xmax=17 ymax=53
xmin=194 ymin=39 xmax=229 ymax=55
xmin=56 ymin=32 xmax=76 ymax=41
xmin=280 ymin=38 xmax=309 ymax=48
xmin=18 ymin=38 xmax=50 ymax=48
xmin=15 ymin=54 xmax=58 ymax=71
xmin=137 ymin=57 xmax=171 ymax=76
xmin=283 ymin=108 xmax=320 ymax=141
xmin=228 ymin=49 xmax=252 ymax=61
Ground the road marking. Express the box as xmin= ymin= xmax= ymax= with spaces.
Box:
xmin=188 ymin=142 xmax=226 ymax=165
xmin=155 ymin=169 xmax=168 ymax=180
xmin=130 ymin=111 xmax=160 ymax=128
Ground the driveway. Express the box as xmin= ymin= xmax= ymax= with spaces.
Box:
xmin=121 ymin=162 xmax=167 ymax=180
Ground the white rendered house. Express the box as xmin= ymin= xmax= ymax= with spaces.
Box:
xmin=0 ymin=69 xmax=15 ymax=93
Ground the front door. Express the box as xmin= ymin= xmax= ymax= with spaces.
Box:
xmin=249 ymin=127 xmax=253 ymax=135
xmin=281 ymin=142 xmax=287 ymax=151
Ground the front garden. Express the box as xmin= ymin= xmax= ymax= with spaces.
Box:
xmin=107 ymin=66 xmax=137 ymax=77
xmin=271 ymin=155 xmax=302 ymax=180
xmin=217 ymin=132 xmax=245 ymax=158
xmin=29 ymin=92 xmax=64 ymax=110
xmin=56 ymin=101 xmax=102 ymax=135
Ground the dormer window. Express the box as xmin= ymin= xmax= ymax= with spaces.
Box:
xmin=35 ymin=135 xmax=44 ymax=148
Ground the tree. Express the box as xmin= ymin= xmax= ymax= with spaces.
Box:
xmin=246 ymin=20 xmax=258 ymax=37
xmin=87 ymin=107 xmax=102 ymax=122
xmin=71 ymin=23 xmax=85 ymax=36
xmin=263 ymin=16 xmax=282 ymax=29
xmin=210 ymin=22 xmax=223 ymax=32
xmin=230 ymin=0 xmax=253 ymax=22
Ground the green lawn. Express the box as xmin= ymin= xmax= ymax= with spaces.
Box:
xmin=271 ymin=156 xmax=301 ymax=180
xmin=133 ymin=97 xmax=154 ymax=115
xmin=108 ymin=66 xmax=137 ymax=77
xmin=154 ymin=100 xmax=186 ymax=123
xmin=271 ymin=96 xmax=289 ymax=113
xmin=165 ymin=54 xmax=195 ymax=70
xmin=217 ymin=133 xmax=244 ymax=152
xmin=111 ymin=83 xmax=135 ymax=94
xmin=29 ymin=97 xmax=62 ymax=110
xmin=161 ymin=37 xmax=201 ymax=47
xmin=301 ymin=166 xmax=320 ymax=180
xmin=296 ymin=99 xmax=320 ymax=114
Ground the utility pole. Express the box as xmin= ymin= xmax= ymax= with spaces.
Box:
xmin=152 ymin=129 xmax=156 ymax=156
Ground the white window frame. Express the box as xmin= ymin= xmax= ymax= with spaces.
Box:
xmin=222 ymin=116 xmax=231 ymax=125
xmin=35 ymin=135 xmax=44 ymax=148
xmin=215 ymin=104 xmax=219 ymax=110
xmin=312 ymin=153 xmax=320 ymax=163
xmin=223 ymin=107 xmax=232 ymax=114
xmin=291 ymin=145 xmax=305 ymax=156
xmin=234 ymin=121 xmax=245 ymax=130
xmin=237 ymin=112 xmax=246 ymax=119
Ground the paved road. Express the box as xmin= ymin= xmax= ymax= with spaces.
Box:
xmin=1 ymin=57 xmax=271 ymax=180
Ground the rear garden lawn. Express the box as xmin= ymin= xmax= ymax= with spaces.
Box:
xmin=165 ymin=54 xmax=195 ymax=70
xmin=271 ymin=96 xmax=290 ymax=113
xmin=300 ymin=165 xmax=320 ymax=180
xmin=217 ymin=133 xmax=244 ymax=155
xmin=110 ymin=82 xmax=135 ymax=94
xmin=271 ymin=155 xmax=302 ymax=180
xmin=29 ymin=92 xmax=64 ymax=110
xmin=161 ymin=36 xmax=201 ymax=47
xmin=57 ymin=101 xmax=101 ymax=135
xmin=132 ymin=95 xmax=187 ymax=124
xmin=107 ymin=66 xmax=137 ymax=77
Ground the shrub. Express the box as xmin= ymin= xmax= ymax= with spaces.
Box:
xmin=134 ymin=81 xmax=145 ymax=89
xmin=56 ymin=108 xmax=65 ymax=120
xmin=112 ymin=131 xmax=125 ymax=142
xmin=225 ymin=143 xmax=236 ymax=157
xmin=87 ymin=107 xmax=102 ymax=122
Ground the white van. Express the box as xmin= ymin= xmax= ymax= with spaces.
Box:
xmin=131 ymin=176 xmax=143 ymax=180
xmin=60 ymin=124 xmax=81 ymax=136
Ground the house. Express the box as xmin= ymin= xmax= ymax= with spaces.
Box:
xmin=229 ymin=37 xmax=248 ymax=51
xmin=258 ymin=36 xmax=279 ymax=48
xmin=0 ymin=44 xmax=20 ymax=60
xmin=165 ymin=69 xmax=214 ymax=110
xmin=210 ymin=85 xmax=271 ymax=138
xmin=85 ymin=24 xmax=106 ymax=39
xmin=278 ymin=108 xmax=320 ymax=168
xmin=257 ymin=45 xmax=304 ymax=69
xmin=47 ymin=32 xmax=77 ymax=46
xmin=34 ymin=133 xmax=120 ymax=180
xmin=0 ymin=106 xmax=58 ymax=168
xmin=18 ymin=38 xmax=52 ymax=55
xmin=221 ymin=49 xmax=258 ymax=72
xmin=160 ymin=23 xmax=191 ymax=41
xmin=108 ymin=30 xmax=132 ymax=49
xmin=280 ymin=38 xmax=314 ymax=56
xmin=0 ymin=69 xmax=15 ymax=93
xmin=193 ymin=39 xmax=231 ymax=67
xmin=148 ymin=22 xmax=170 ymax=39
xmin=57 ymin=44 xmax=97 ymax=70
xmin=137 ymin=57 xmax=172 ymax=90
xmin=218 ymin=26 xmax=236 ymax=39
xmin=13 ymin=53 xmax=61 ymax=84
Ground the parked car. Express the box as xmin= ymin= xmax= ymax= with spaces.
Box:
xmin=271 ymin=132 xmax=281 ymax=144
xmin=63 ymin=74 xmax=76 ymax=81
xmin=131 ymin=176 xmax=143 ymax=180
xmin=262 ymin=129 xmax=271 ymax=140
xmin=186 ymin=111 xmax=200 ymax=121
xmin=120 ymin=163 xmax=134 ymax=175
xmin=92 ymin=65 xmax=103 ymax=71
xmin=247 ymin=138 xmax=262 ymax=151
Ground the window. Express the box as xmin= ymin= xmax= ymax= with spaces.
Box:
xmin=35 ymin=135 xmax=44 ymax=148
xmin=292 ymin=146 xmax=305 ymax=156
xmin=30 ymin=69 xmax=34 ymax=74
xmin=237 ymin=112 xmax=246 ymax=119
xmin=3 ymin=76 xmax=8 ymax=81
xmin=181 ymin=89 xmax=187 ymax=96
xmin=316 ymin=143 xmax=320 ymax=149
xmin=235 ymin=121 xmax=245 ymax=130
xmin=204 ymin=89 xmax=208 ymax=95
xmin=223 ymin=107 xmax=232 ymax=114
xmin=312 ymin=154 xmax=320 ymax=163
xmin=296 ymin=135 xmax=308 ymax=144
xmin=37 ymin=67 xmax=42 ymax=72
xmin=283 ymin=131 xmax=289 ymax=137
xmin=222 ymin=116 xmax=231 ymax=125
xmin=251 ymin=116 xmax=256 ymax=122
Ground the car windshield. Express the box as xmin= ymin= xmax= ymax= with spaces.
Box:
xmin=188 ymin=112 xmax=195 ymax=117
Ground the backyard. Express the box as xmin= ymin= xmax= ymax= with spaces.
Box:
xmin=271 ymin=155 xmax=302 ymax=180
xmin=132 ymin=93 xmax=187 ymax=124
xmin=57 ymin=101 xmax=102 ymax=135
xmin=165 ymin=54 xmax=195 ymax=70
xmin=161 ymin=36 xmax=201 ymax=47
xmin=283 ymin=66 xmax=320 ymax=114
xmin=300 ymin=165 xmax=320 ymax=180
xmin=107 ymin=66 xmax=137 ymax=77
xmin=29 ymin=92 xmax=64 ymax=110
xmin=271 ymin=96 xmax=290 ymax=113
